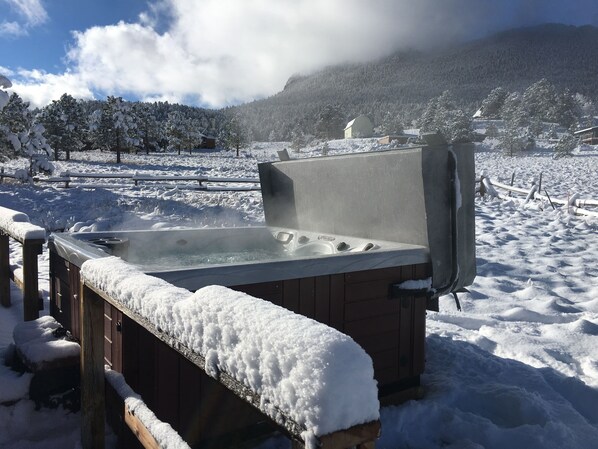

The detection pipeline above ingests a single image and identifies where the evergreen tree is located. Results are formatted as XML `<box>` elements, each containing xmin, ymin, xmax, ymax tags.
<box><xmin>0</xmin><ymin>93</ymin><xmax>31</xmax><ymax>159</ymax></box>
<box><xmin>480</xmin><ymin>87</ymin><xmax>508</xmax><ymax>118</ymax></box>
<box><xmin>19</xmin><ymin>121</ymin><xmax>54</xmax><ymax>175</ymax></box>
<box><xmin>499</xmin><ymin>123</ymin><xmax>532</xmax><ymax>157</ymax></box>
<box><xmin>552</xmin><ymin>89</ymin><xmax>577</xmax><ymax>128</ymax></box>
<box><xmin>314</xmin><ymin>105</ymin><xmax>345</xmax><ymax>140</ymax></box>
<box><xmin>554</xmin><ymin>133</ymin><xmax>577</xmax><ymax>158</ymax></box>
<box><xmin>40</xmin><ymin>93</ymin><xmax>86</xmax><ymax>161</ymax></box>
<box><xmin>500</xmin><ymin>92</ymin><xmax>528</xmax><ymax>127</ymax></box>
<box><xmin>134</xmin><ymin>103</ymin><xmax>163</xmax><ymax>154</ymax></box>
<box><xmin>0</xmin><ymin>75</ymin><xmax>10</xmax><ymax>110</ymax></box>
<box><xmin>166</xmin><ymin>111</ymin><xmax>188</xmax><ymax>155</ymax></box>
<box><xmin>574</xmin><ymin>94</ymin><xmax>596</xmax><ymax>129</ymax></box>
<box><xmin>419</xmin><ymin>91</ymin><xmax>472</xmax><ymax>143</ymax></box>
<box><xmin>90</xmin><ymin>96</ymin><xmax>138</xmax><ymax>163</ymax></box>
<box><xmin>0</xmin><ymin>85</ymin><xmax>53</xmax><ymax>173</ymax></box>
<box><xmin>376</xmin><ymin>111</ymin><xmax>404</xmax><ymax>135</ymax></box>
<box><xmin>219</xmin><ymin>115</ymin><xmax>250</xmax><ymax>157</ymax></box>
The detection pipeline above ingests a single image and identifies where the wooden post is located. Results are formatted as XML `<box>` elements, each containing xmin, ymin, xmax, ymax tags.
<box><xmin>22</xmin><ymin>240</ymin><xmax>43</xmax><ymax>321</ymax></box>
<box><xmin>0</xmin><ymin>167</ymin><xmax>4</xmax><ymax>184</ymax></box>
<box><xmin>0</xmin><ymin>233</ymin><xmax>10</xmax><ymax>307</ymax></box>
<box><xmin>80</xmin><ymin>283</ymin><xmax>106</xmax><ymax>449</ymax></box>
<box><xmin>509</xmin><ymin>172</ymin><xmax>515</xmax><ymax>197</ymax></box>
<box><xmin>479</xmin><ymin>176</ymin><xmax>486</xmax><ymax>198</ymax></box>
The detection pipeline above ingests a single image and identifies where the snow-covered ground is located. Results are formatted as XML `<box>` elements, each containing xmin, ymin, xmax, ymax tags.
<box><xmin>1</xmin><ymin>139</ymin><xmax>597</xmax><ymax>449</ymax></box>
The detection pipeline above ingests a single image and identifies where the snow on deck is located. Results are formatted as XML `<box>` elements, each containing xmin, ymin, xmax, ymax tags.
<box><xmin>12</xmin><ymin>316</ymin><xmax>80</xmax><ymax>369</ymax></box>
<box><xmin>0</xmin><ymin>206</ymin><xmax>46</xmax><ymax>241</ymax></box>
<box><xmin>80</xmin><ymin>256</ymin><xmax>380</xmax><ymax>437</ymax></box>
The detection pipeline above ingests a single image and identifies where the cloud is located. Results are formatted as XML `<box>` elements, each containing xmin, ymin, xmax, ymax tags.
<box><xmin>9</xmin><ymin>69</ymin><xmax>94</xmax><ymax>107</ymax></box>
<box><xmin>0</xmin><ymin>21</ymin><xmax>27</xmax><ymax>37</ymax></box>
<box><xmin>8</xmin><ymin>0</ymin><xmax>598</xmax><ymax>108</ymax></box>
<box><xmin>5</xmin><ymin>0</ymin><xmax>48</xmax><ymax>26</ymax></box>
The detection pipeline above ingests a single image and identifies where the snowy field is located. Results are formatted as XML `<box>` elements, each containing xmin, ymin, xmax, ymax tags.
<box><xmin>0</xmin><ymin>139</ymin><xmax>597</xmax><ymax>449</ymax></box>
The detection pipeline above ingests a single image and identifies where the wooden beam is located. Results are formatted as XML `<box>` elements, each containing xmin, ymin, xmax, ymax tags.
<box><xmin>0</xmin><ymin>233</ymin><xmax>10</xmax><ymax>307</ymax></box>
<box><xmin>124</xmin><ymin>403</ymin><xmax>161</xmax><ymax>449</ymax></box>
<box><xmin>80</xmin><ymin>284</ymin><xmax>106</xmax><ymax>449</ymax></box>
<box><xmin>318</xmin><ymin>421</ymin><xmax>381</xmax><ymax>449</ymax></box>
<box><xmin>22</xmin><ymin>240</ymin><xmax>43</xmax><ymax>321</ymax></box>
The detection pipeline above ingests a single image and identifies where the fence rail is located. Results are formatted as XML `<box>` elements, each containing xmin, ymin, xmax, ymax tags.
<box><xmin>2</xmin><ymin>167</ymin><xmax>262</xmax><ymax>191</ymax></box>
<box><xmin>40</xmin><ymin>171</ymin><xmax>261</xmax><ymax>191</ymax></box>
<box><xmin>0</xmin><ymin>206</ymin><xmax>45</xmax><ymax>321</ymax></box>
<box><xmin>477</xmin><ymin>173</ymin><xmax>598</xmax><ymax>218</ymax></box>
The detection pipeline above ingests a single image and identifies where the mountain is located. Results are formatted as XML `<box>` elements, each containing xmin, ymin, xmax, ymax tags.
<box><xmin>236</xmin><ymin>24</ymin><xmax>598</xmax><ymax>140</ymax></box>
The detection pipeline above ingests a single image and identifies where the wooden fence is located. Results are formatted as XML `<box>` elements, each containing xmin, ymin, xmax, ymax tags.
<box><xmin>1</xmin><ymin>168</ymin><xmax>261</xmax><ymax>192</ymax></box>
<box><xmin>0</xmin><ymin>207</ymin><xmax>45</xmax><ymax>321</ymax></box>
<box><xmin>477</xmin><ymin>173</ymin><xmax>598</xmax><ymax>218</ymax></box>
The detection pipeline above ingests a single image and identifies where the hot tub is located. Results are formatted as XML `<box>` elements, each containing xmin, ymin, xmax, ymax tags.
<box><xmin>48</xmin><ymin>142</ymin><xmax>476</xmax><ymax>427</ymax></box>
<box><xmin>50</xmin><ymin>226</ymin><xmax>429</xmax><ymax>290</ymax></box>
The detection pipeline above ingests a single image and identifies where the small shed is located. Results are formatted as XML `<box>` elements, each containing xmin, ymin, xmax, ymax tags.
<box><xmin>199</xmin><ymin>134</ymin><xmax>216</xmax><ymax>149</ymax></box>
<box><xmin>573</xmin><ymin>126</ymin><xmax>598</xmax><ymax>144</ymax></box>
<box><xmin>344</xmin><ymin>115</ymin><xmax>373</xmax><ymax>139</ymax></box>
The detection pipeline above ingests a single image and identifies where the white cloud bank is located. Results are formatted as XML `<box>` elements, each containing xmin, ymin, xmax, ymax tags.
<box><xmin>7</xmin><ymin>0</ymin><xmax>598</xmax><ymax>108</ymax></box>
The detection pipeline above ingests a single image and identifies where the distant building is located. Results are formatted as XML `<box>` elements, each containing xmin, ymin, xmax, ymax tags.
<box><xmin>378</xmin><ymin>135</ymin><xmax>412</xmax><ymax>145</ymax></box>
<box><xmin>573</xmin><ymin>126</ymin><xmax>598</xmax><ymax>144</ymax></box>
<box><xmin>199</xmin><ymin>134</ymin><xmax>216</xmax><ymax>149</ymax></box>
<box><xmin>344</xmin><ymin>115</ymin><xmax>373</xmax><ymax>139</ymax></box>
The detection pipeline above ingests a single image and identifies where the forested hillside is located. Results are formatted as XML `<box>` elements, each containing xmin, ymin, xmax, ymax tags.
<box><xmin>235</xmin><ymin>24</ymin><xmax>598</xmax><ymax>140</ymax></box>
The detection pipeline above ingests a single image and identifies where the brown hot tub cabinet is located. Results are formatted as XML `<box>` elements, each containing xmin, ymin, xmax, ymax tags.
<box><xmin>49</xmin><ymin>143</ymin><xmax>476</xmax><ymax>446</ymax></box>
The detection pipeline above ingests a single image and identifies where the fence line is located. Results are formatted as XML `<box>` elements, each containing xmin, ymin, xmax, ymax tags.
<box><xmin>477</xmin><ymin>173</ymin><xmax>598</xmax><ymax>218</ymax></box>
<box><xmin>1</xmin><ymin>168</ymin><xmax>261</xmax><ymax>191</ymax></box>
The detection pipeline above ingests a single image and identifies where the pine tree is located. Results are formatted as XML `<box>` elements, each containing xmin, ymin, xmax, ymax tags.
<box><xmin>219</xmin><ymin>115</ymin><xmax>250</xmax><ymax>157</ymax></box>
<box><xmin>554</xmin><ymin>133</ymin><xmax>577</xmax><ymax>158</ymax></box>
<box><xmin>501</xmin><ymin>92</ymin><xmax>529</xmax><ymax>128</ymax></box>
<box><xmin>133</xmin><ymin>103</ymin><xmax>163</xmax><ymax>154</ymax></box>
<box><xmin>166</xmin><ymin>111</ymin><xmax>187</xmax><ymax>155</ymax></box>
<box><xmin>0</xmin><ymin>86</ymin><xmax>53</xmax><ymax>173</ymax></box>
<box><xmin>314</xmin><ymin>105</ymin><xmax>345</xmax><ymax>139</ymax></box>
<box><xmin>19</xmin><ymin>121</ymin><xmax>54</xmax><ymax>175</ymax></box>
<box><xmin>480</xmin><ymin>87</ymin><xmax>508</xmax><ymax>118</ymax></box>
<box><xmin>90</xmin><ymin>96</ymin><xmax>138</xmax><ymax>163</ymax></box>
<box><xmin>0</xmin><ymin>93</ymin><xmax>31</xmax><ymax>159</ymax></box>
<box><xmin>499</xmin><ymin>123</ymin><xmax>531</xmax><ymax>157</ymax></box>
<box><xmin>40</xmin><ymin>93</ymin><xmax>86</xmax><ymax>161</ymax></box>
<box><xmin>0</xmin><ymin>75</ymin><xmax>10</xmax><ymax>110</ymax></box>
<box><xmin>419</xmin><ymin>91</ymin><xmax>472</xmax><ymax>143</ymax></box>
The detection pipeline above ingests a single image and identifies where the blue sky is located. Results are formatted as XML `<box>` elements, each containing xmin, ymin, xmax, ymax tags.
<box><xmin>1</xmin><ymin>1</ymin><xmax>147</xmax><ymax>72</ymax></box>
<box><xmin>2</xmin><ymin>0</ymin><xmax>598</xmax><ymax>109</ymax></box>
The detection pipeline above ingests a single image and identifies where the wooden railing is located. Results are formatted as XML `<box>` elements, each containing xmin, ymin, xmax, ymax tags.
<box><xmin>79</xmin><ymin>270</ymin><xmax>381</xmax><ymax>449</ymax></box>
<box><xmin>0</xmin><ymin>206</ymin><xmax>46</xmax><ymax>321</ymax></box>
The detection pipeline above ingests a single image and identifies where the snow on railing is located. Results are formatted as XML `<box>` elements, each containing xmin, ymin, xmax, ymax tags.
<box><xmin>79</xmin><ymin>256</ymin><xmax>381</xmax><ymax>449</ymax></box>
<box><xmin>477</xmin><ymin>174</ymin><xmax>598</xmax><ymax>218</ymax></box>
<box><xmin>105</xmin><ymin>368</ymin><xmax>191</xmax><ymax>449</ymax></box>
<box><xmin>0</xmin><ymin>206</ymin><xmax>46</xmax><ymax>320</ymax></box>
